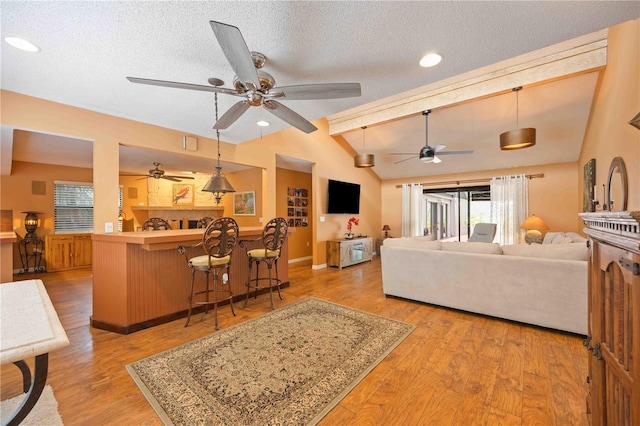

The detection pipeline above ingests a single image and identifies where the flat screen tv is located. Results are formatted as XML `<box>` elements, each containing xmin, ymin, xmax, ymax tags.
<box><xmin>327</xmin><ymin>179</ymin><xmax>360</xmax><ymax>214</ymax></box>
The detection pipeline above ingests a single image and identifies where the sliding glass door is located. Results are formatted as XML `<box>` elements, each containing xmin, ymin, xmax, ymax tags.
<box><xmin>423</xmin><ymin>185</ymin><xmax>490</xmax><ymax>241</ymax></box>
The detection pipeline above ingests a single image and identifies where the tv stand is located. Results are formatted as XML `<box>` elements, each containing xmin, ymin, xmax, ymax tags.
<box><xmin>326</xmin><ymin>237</ymin><xmax>372</xmax><ymax>269</ymax></box>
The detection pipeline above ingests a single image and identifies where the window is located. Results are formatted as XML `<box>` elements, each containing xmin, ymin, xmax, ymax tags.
<box><xmin>54</xmin><ymin>183</ymin><xmax>124</xmax><ymax>234</ymax></box>
<box><xmin>54</xmin><ymin>181</ymin><xmax>94</xmax><ymax>233</ymax></box>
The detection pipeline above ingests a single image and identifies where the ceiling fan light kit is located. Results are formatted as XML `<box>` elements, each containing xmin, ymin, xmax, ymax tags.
<box><xmin>127</xmin><ymin>21</ymin><xmax>361</xmax><ymax>134</ymax></box>
<box><xmin>500</xmin><ymin>87</ymin><xmax>536</xmax><ymax>150</ymax></box>
<box><xmin>354</xmin><ymin>126</ymin><xmax>375</xmax><ymax>168</ymax></box>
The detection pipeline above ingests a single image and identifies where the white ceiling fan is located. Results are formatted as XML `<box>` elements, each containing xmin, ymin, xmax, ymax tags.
<box><xmin>390</xmin><ymin>110</ymin><xmax>474</xmax><ymax>164</ymax></box>
<box><xmin>127</xmin><ymin>21</ymin><xmax>362</xmax><ymax>134</ymax></box>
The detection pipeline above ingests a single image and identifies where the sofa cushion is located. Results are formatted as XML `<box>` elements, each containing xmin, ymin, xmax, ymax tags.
<box><xmin>442</xmin><ymin>241</ymin><xmax>503</xmax><ymax>255</ymax></box>
<box><xmin>502</xmin><ymin>242</ymin><xmax>587</xmax><ymax>261</ymax></box>
<box><xmin>383</xmin><ymin>237</ymin><xmax>442</xmax><ymax>251</ymax></box>
<box><xmin>543</xmin><ymin>231</ymin><xmax>588</xmax><ymax>244</ymax></box>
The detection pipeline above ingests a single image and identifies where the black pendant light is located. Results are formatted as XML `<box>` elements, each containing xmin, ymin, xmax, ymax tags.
<box><xmin>202</xmin><ymin>79</ymin><xmax>236</xmax><ymax>204</ymax></box>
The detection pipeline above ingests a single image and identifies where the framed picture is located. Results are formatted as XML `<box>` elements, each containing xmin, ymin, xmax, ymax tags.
<box><xmin>233</xmin><ymin>191</ymin><xmax>256</xmax><ymax>216</ymax></box>
<box><xmin>172</xmin><ymin>184</ymin><xmax>194</xmax><ymax>206</ymax></box>
<box><xmin>583</xmin><ymin>159</ymin><xmax>596</xmax><ymax>212</ymax></box>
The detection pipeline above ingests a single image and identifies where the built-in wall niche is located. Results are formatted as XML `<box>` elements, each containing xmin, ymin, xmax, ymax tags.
<box><xmin>286</xmin><ymin>187</ymin><xmax>309</xmax><ymax>228</ymax></box>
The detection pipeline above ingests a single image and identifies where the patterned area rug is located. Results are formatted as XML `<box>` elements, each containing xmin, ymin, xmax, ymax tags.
<box><xmin>126</xmin><ymin>298</ymin><xmax>415</xmax><ymax>425</ymax></box>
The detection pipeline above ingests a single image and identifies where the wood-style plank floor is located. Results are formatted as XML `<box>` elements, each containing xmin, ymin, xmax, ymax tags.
<box><xmin>2</xmin><ymin>257</ymin><xmax>589</xmax><ymax>425</ymax></box>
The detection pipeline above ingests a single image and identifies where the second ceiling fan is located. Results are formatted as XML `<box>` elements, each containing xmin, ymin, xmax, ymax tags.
<box><xmin>391</xmin><ymin>110</ymin><xmax>474</xmax><ymax>164</ymax></box>
<box><xmin>127</xmin><ymin>21</ymin><xmax>362</xmax><ymax>134</ymax></box>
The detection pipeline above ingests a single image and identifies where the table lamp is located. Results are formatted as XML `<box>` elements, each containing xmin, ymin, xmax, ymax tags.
<box><xmin>520</xmin><ymin>214</ymin><xmax>548</xmax><ymax>244</ymax></box>
<box><xmin>22</xmin><ymin>211</ymin><xmax>40</xmax><ymax>240</ymax></box>
<box><xmin>382</xmin><ymin>225</ymin><xmax>391</xmax><ymax>238</ymax></box>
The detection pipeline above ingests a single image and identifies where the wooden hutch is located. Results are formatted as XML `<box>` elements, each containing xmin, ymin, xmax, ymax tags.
<box><xmin>580</xmin><ymin>211</ymin><xmax>640</xmax><ymax>425</ymax></box>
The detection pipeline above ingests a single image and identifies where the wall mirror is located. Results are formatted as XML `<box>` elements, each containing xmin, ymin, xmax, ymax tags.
<box><xmin>605</xmin><ymin>156</ymin><xmax>628</xmax><ymax>212</ymax></box>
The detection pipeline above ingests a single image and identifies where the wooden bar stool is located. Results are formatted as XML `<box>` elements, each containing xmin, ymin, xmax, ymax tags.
<box><xmin>242</xmin><ymin>217</ymin><xmax>288</xmax><ymax>310</ymax></box>
<box><xmin>178</xmin><ymin>217</ymin><xmax>239</xmax><ymax>329</ymax></box>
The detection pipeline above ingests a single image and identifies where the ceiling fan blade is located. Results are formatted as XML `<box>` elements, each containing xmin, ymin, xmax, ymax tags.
<box><xmin>210</xmin><ymin>21</ymin><xmax>260</xmax><ymax>91</ymax></box>
<box><xmin>213</xmin><ymin>101</ymin><xmax>250</xmax><ymax>129</ymax></box>
<box><xmin>272</xmin><ymin>83</ymin><xmax>362</xmax><ymax>100</ymax></box>
<box><xmin>434</xmin><ymin>144</ymin><xmax>446</xmax><ymax>152</ymax></box>
<box><xmin>126</xmin><ymin>77</ymin><xmax>239</xmax><ymax>96</ymax></box>
<box><xmin>393</xmin><ymin>156</ymin><xmax>418</xmax><ymax>164</ymax></box>
<box><xmin>161</xmin><ymin>176</ymin><xmax>182</xmax><ymax>182</ymax></box>
<box><xmin>119</xmin><ymin>173</ymin><xmax>152</xmax><ymax>177</ymax></box>
<box><xmin>164</xmin><ymin>175</ymin><xmax>195</xmax><ymax>180</ymax></box>
<box><xmin>437</xmin><ymin>150</ymin><xmax>474</xmax><ymax>156</ymax></box>
<box><xmin>433</xmin><ymin>156</ymin><xmax>442</xmax><ymax>164</ymax></box>
<box><xmin>263</xmin><ymin>100</ymin><xmax>318</xmax><ymax>133</ymax></box>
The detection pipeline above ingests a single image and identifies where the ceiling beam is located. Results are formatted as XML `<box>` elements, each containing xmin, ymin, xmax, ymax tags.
<box><xmin>328</xmin><ymin>29</ymin><xmax>608</xmax><ymax>136</ymax></box>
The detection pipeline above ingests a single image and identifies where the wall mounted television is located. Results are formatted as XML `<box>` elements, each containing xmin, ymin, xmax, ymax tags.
<box><xmin>327</xmin><ymin>179</ymin><xmax>360</xmax><ymax>214</ymax></box>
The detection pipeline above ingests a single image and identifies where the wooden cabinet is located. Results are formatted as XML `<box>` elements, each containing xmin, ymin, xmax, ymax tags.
<box><xmin>580</xmin><ymin>212</ymin><xmax>640</xmax><ymax>425</ymax></box>
<box><xmin>45</xmin><ymin>234</ymin><xmax>92</xmax><ymax>271</ymax></box>
<box><xmin>327</xmin><ymin>237</ymin><xmax>372</xmax><ymax>269</ymax></box>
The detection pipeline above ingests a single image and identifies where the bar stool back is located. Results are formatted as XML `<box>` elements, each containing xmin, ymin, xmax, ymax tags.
<box><xmin>242</xmin><ymin>217</ymin><xmax>288</xmax><ymax>309</ymax></box>
<box><xmin>142</xmin><ymin>217</ymin><xmax>171</xmax><ymax>231</ymax></box>
<box><xmin>178</xmin><ymin>217</ymin><xmax>239</xmax><ymax>328</ymax></box>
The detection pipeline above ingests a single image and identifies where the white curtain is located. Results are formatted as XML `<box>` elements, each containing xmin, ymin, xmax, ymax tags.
<box><xmin>401</xmin><ymin>183</ymin><xmax>424</xmax><ymax>237</ymax></box>
<box><xmin>490</xmin><ymin>174</ymin><xmax>528</xmax><ymax>245</ymax></box>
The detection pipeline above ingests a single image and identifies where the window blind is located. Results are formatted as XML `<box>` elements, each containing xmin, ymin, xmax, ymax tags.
<box><xmin>54</xmin><ymin>182</ymin><xmax>94</xmax><ymax>233</ymax></box>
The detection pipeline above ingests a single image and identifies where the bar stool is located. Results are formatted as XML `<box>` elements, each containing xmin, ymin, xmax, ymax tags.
<box><xmin>142</xmin><ymin>217</ymin><xmax>171</xmax><ymax>230</ymax></box>
<box><xmin>242</xmin><ymin>217</ymin><xmax>288</xmax><ymax>310</ymax></box>
<box><xmin>177</xmin><ymin>217</ymin><xmax>239</xmax><ymax>329</ymax></box>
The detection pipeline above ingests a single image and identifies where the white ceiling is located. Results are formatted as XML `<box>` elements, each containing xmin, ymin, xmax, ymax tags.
<box><xmin>1</xmin><ymin>2</ymin><xmax>638</xmax><ymax>179</ymax></box>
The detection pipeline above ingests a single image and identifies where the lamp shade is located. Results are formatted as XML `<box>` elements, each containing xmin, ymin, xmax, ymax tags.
<box><xmin>202</xmin><ymin>166</ymin><xmax>236</xmax><ymax>205</ymax></box>
<box><xmin>354</xmin><ymin>153</ymin><xmax>375</xmax><ymax>168</ymax></box>
<box><xmin>520</xmin><ymin>214</ymin><xmax>549</xmax><ymax>231</ymax></box>
<box><xmin>382</xmin><ymin>225</ymin><xmax>391</xmax><ymax>231</ymax></box>
<box><xmin>500</xmin><ymin>128</ymin><xmax>536</xmax><ymax>150</ymax></box>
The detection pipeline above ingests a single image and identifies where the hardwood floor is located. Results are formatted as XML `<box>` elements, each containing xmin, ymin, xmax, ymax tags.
<box><xmin>2</xmin><ymin>258</ymin><xmax>589</xmax><ymax>425</ymax></box>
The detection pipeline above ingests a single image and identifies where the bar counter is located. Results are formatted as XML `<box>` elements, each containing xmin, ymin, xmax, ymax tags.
<box><xmin>91</xmin><ymin>228</ymin><xmax>289</xmax><ymax>334</ymax></box>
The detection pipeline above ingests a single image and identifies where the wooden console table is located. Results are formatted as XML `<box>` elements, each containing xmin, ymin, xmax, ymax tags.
<box><xmin>327</xmin><ymin>237</ymin><xmax>373</xmax><ymax>269</ymax></box>
<box><xmin>0</xmin><ymin>279</ymin><xmax>69</xmax><ymax>426</ymax></box>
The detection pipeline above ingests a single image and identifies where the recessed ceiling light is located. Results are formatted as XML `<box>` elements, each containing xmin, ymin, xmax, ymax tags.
<box><xmin>257</xmin><ymin>120</ymin><xmax>270</xmax><ymax>127</ymax></box>
<box><xmin>4</xmin><ymin>37</ymin><xmax>40</xmax><ymax>52</ymax></box>
<box><xmin>419</xmin><ymin>52</ymin><xmax>442</xmax><ymax>68</ymax></box>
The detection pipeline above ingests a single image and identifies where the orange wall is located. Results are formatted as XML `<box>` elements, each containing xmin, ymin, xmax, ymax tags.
<box><xmin>381</xmin><ymin>162</ymin><xmax>579</xmax><ymax>238</ymax></box>
<box><xmin>579</xmin><ymin>19</ymin><xmax>640</xmax><ymax>215</ymax></box>
<box><xmin>276</xmin><ymin>167</ymin><xmax>313</xmax><ymax>261</ymax></box>
<box><xmin>1</xmin><ymin>95</ymin><xmax>382</xmax><ymax>268</ymax></box>
<box><xmin>1</xmin><ymin>161</ymin><xmax>93</xmax><ymax>269</ymax></box>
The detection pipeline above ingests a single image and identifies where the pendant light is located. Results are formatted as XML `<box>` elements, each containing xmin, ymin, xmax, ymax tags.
<box><xmin>354</xmin><ymin>126</ymin><xmax>375</xmax><ymax>168</ymax></box>
<box><xmin>500</xmin><ymin>86</ymin><xmax>536</xmax><ymax>150</ymax></box>
<box><xmin>202</xmin><ymin>78</ymin><xmax>236</xmax><ymax>204</ymax></box>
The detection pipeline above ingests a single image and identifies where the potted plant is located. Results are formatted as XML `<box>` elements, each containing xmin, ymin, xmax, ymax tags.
<box><xmin>345</xmin><ymin>217</ymin><xmax>359</xmax><ymax>239</ymax></box>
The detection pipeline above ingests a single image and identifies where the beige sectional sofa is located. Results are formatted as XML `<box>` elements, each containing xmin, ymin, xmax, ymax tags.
<box><xmin>380</xmin><ymin>238</ymin><xmax>588</xmax><ymax>334</ymax></box>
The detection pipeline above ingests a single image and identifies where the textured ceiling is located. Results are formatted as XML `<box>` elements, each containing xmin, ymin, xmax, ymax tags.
<box><xmin>1</xmin><ymin>1</ymin><xmax>639</xmax><ymax>178</ymax></box>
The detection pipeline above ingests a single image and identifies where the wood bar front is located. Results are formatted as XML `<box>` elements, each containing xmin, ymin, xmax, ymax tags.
<box><xmin>91</xmin><ymin>228</ymin><xmax>289</xmax><ymax>333</ymax></box>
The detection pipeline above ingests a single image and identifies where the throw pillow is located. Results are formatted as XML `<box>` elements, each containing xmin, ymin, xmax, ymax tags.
<box><xmin>542</xmin><ymin>232</ymin><xmax>563</xmax><ymax>244</ymax></box>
